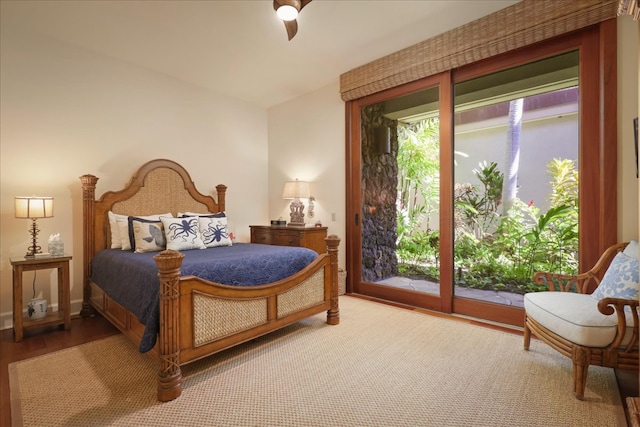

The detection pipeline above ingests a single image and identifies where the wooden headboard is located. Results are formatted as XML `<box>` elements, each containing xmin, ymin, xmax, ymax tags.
<box><xmin>79</xmin><ymin>159</ymin><xmax>227</xmax><ymax>313</ymax></box>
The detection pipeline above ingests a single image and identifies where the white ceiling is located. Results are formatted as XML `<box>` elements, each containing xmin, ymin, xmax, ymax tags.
<box><xmin>1</xmin><ymin>0</ymin><xmax>520</xmax><ymax>108</ymax></box>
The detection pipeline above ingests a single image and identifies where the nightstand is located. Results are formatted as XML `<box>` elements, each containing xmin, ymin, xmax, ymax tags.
<box><xmin>11</xmin><ymin>255</ymin><xmax>72</xmax><ymax>342</ymax></box>
<box><xmin>250</xmin><ymin>225</ymin><xmax>328</xmax><ymax>254</ymax></box>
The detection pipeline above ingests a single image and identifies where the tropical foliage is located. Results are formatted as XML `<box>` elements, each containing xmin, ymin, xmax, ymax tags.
<box><xmin>395</xmin><ymin>119</ymin><xmax>579</xmax><ymax>294</ymax></box>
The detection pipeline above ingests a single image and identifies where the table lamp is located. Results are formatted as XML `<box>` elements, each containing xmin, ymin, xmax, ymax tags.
<box><xmin>15</xmin><ymin>196</ymin><xmax>54</xmax><ymax>258</ymax></box>
<box><xmin>282</xmin><ymin>179</ymin><xmax>310</xmax><ymax>227</ymax></box>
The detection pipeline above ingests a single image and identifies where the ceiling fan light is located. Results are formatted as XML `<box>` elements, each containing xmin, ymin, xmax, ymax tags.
<box><xmin>277</xmin><ymin>5</ymin><xmax>298</xmax><ymax>21</ymax></box>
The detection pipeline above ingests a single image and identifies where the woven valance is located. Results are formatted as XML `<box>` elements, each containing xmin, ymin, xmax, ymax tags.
<box><xmin>339</xmin><ymin>0</ymin><xmax>618</xmax><ymax>101</ymax></box>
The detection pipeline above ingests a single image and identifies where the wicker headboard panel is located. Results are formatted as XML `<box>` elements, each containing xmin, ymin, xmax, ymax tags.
<box><xmin>80</xmin><ymin>159</ymin><xmax>227</xmax><ymax>291</ymax></box>
<box><xmin>111</xmin><ymin>167</ymin><xmax>211</xmax><ymax>217</ymax></box>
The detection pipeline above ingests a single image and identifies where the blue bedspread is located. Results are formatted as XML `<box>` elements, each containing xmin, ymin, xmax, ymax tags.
<box><xmin>90</xmin><ymin>243</ymin><xmax>318</xmax><ymax>352</ymax></box>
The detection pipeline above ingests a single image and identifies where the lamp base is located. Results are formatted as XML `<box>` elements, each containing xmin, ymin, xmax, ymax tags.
<box><xmin>287</xmin><ymin>222</ymin><xmax>305</xmax><ymax>227</ymax></box>
<box><xmin>25</xmin><ymin>218</ymin><xmax>43</xmax><ymax>259</ymax></box>
<box><xmin>288</xmin><ymin>198</ymin><xmax>306</xmax><ymax>227</ymax></box>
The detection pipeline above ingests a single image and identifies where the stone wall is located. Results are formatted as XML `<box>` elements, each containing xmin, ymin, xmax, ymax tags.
<box><xmin>361</xmin><ymin>104</ymin><xmax>398</xmax><ymax>281</ymax></box>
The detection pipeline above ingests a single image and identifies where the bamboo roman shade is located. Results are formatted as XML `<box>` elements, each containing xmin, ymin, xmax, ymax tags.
<box><xmin>339</xmin><ymin>0</ymin><xmax>618</xmax><ymax>102</ymax></box>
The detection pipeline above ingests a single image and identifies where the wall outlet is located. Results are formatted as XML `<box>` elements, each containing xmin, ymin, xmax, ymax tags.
<box><xmin>331</xmin><ymin>212</ymin><xmax>336</xmax><ymax>221</ymax></box>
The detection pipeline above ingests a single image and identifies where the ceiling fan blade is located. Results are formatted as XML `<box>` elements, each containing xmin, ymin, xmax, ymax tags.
<box><xmin>300</xmin><ymin>0</ymin><xmax>312</xmax><ymax>11</ymax></box>
<box><xmin>284</xmin><ymin>19</ymin><xmax>298</xmax><ymax>41</ymax></box>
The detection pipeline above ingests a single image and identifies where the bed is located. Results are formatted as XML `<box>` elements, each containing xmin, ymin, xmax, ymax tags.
<box><xmin>79</xmin><ymin>158</ymin><xmax>340</xmax><ymax>401</ymax></box>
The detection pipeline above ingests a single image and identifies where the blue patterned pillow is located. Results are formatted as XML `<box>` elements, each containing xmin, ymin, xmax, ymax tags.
<box><xmin>160</xmin><ymin>216</ymin><xmax>206</xmax><ymax>251</ymax></box>
<box><xmin>591</xmin><ymin>252</ymin><xmax>639</xmax><ymax>301</ymax></box>
<box><xmin>199</xmin><ymin>216</ymin><xmax>232</xmax><ymax>248</ymax></box>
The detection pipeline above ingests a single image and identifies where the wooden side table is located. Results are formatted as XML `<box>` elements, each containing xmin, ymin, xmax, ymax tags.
<box><xmin>250</xmin><ymin>225</ymin><xmax>328</xmax><ymax>254</ymax></box>
<box><xmin>11</xmin><ymin>255</ymin><xmax>72</xmax><ymax>342</ymax></box>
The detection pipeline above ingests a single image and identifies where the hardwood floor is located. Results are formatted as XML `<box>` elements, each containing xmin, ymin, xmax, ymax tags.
<box><xmin>1</xmin><ymin>309</ymin><xmax>638</xmax><ymax>426</ymax></box>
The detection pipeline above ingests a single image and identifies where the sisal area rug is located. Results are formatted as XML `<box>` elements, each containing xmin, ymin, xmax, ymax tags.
<box><xmin>9</xmin><ymin>296</ymin><xmax>626</xmax><ymax>427</ymax></box>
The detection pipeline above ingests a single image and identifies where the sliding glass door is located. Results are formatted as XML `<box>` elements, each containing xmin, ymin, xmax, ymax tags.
<box><xmin>349</xmin><ymin>73</ymin><xmax>452</xmax><ymax>312</ymax></box>
<box><xmin>345</xmin><ymin>23</ymin><xmax>616</xmax><ymax>326</ymax></box>
<box><xmin>452</xmin><ymin>51</ymin><xmax>579</xmax><ymax>309</ymax></box>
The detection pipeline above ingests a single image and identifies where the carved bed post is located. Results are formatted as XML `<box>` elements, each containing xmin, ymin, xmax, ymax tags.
<box><xmin>325</xmin><ymin>234</ymin><xmax>341</xmax><ymax>325</ymax></box>
<box><xmin>79</xmin><ymin>174</ymin><xmax>99</xmax><ymax>317</ymax></box>
<box><xmin>216</xmin><ymin>184</ymin><xmax>227</xmax><ymax>212</ymax></box>
<box><xmin>154</xmin><ymin>249</ymin><xmax>185</xmax><ymax>402</ymax></box>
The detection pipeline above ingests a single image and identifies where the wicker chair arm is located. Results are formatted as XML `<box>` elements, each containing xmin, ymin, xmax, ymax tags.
<box><xmin>597</xmin><ymin>297</ymin><xmax>639</xmax><ymax>351</ymax></box>
<box><xmin>532</xmin><ymin>242</ymin><xmax>629</xmax><ymax>293</ymax></box>
<box><xmin>533</xmin><ymin>271</ymin><xmax>591</xmax><ymax>293</ymax></box>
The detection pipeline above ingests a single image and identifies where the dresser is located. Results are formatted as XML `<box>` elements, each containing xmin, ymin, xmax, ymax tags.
<box><xmin>250</xmin><ymin>225</ymin><xmax>328</xmax><ymax>254</ymax></box>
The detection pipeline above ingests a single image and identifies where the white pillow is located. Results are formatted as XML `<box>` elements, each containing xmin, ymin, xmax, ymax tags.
<box><xmin>591</xmin><ymin>252</ymin><xmax>639</xmax><ymax>301</ymax></box>
<box><xmin>117</xmin><ymin>218</ymin><xmax>133</xmax><ymax>251</ymax></box>
<box><xmin>199</xmin><ymin>216</ymin><xmax>233</xmax><ymax>248</ymax></box>
<box><xmin>161</xmin><ymin>216</ymin><xmax>206</xmax><ymax>251</ymax></box>
<box><xmin>108</xmin><ymin>211</ymin><xmax>128</xmax><ymax>249</ymax></box>
<box><xmin>623</xmin><ymin>240</ymin><xmax>638</xmax><ymax>259</ymax></box>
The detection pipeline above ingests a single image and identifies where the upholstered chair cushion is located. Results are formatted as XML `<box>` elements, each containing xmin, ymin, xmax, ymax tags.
<box><xmin>524</xmin><ymin>292</ymin><xmax>635</xmax><ymax>348</ymax></box>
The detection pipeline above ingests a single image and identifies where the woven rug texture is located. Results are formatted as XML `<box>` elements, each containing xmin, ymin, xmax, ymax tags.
<box><xmin>9</xmin><ymin>296</ymin><xmax>626</xmax><ymax>427</ymax></box>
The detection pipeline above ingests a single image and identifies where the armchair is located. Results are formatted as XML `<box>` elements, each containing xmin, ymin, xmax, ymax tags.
<box><xmin>523</xmin><ymin>241</ymin><xmax>639</xmax><ymax>399</ymax></box>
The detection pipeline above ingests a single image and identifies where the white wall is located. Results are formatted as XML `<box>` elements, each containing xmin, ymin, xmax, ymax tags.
<box><xmin>267</xmin><ymin>82</ymin><xmax>346</xmax><ymax>268</ymax></box>
<box><xmin>0</xmin><ymin>24</ymin><xmax>269</xmax><ymax>328</ymax></box>
<box><xmin>619</xmin><ymin>16</ymin><xmax>640</xmax><ymax>242</ymax></box>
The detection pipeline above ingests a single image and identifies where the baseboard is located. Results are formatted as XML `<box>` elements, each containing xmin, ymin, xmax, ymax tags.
<box><xmin>0</xmin><ymin>298</ymin><xmax>84</xmax><ymax>330</ymax></box>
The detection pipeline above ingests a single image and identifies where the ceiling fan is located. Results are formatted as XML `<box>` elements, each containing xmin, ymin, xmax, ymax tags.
<box><xmin>273</xmin><ymin>0</ymin><xmax>312</xmax><ymax>41</ymax></box>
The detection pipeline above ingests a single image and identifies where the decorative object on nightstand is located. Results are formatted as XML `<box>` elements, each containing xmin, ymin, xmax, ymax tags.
<box><xmin>282</xmin><ymin>179</ymin><xmax>310</xmax><ymax>227</ymax></box>
<box><xmin>48</xmin><ymin>233</ymin><xmax>64</xmax><ymax>257</ymax></box>
<box><xmin>28</xmin><ymin>297</ymin><xmax>47</xmax><ymax>320</ymax></box>
<box><xmin>14</xmin><ymin>196</ymin><xmax>54</xmax><ymax>258</ymax></box>
<box><xmin>308</xmin><ymin>196</ymin><xmax>315</xmax><ymax>218</ymax></box>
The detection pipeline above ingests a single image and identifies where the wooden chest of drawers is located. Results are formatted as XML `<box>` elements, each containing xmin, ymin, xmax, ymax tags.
<box><xmin>249</xmin><ymin>225</ymin><xmax>328</xmax><ymax>254</ymax></box>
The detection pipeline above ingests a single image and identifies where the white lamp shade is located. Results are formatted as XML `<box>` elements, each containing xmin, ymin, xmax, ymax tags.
<box><xmin>276</xmin><ymin>5</ymin><xmax>298</xmax><ymax>21</ymax></box>
<box><xmin>282</xmin><ymin>180</ymin><xmax>310</xmax><ymax>199</ymax></box>
<box><xmin>15</xmin><ymin>196</ymin><xmax>54</xmax><ymax>219</ymax></box>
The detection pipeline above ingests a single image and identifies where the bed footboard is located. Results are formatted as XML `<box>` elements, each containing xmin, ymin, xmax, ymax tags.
<box><xmin>153</xmin><ymin>235</ymin><xmax>341</xmax><ymax>402</ymax></box>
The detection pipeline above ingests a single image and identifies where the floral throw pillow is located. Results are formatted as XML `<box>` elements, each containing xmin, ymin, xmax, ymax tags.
<box><xmin>591</xmin><ymin>252</ymin><xmax>639</xmax><ymax>301</ymax></box>
<box><xmin>160</xmin><ymin>216</ymin><xmax>206</xmax><ymax>251</ymax></box>
<box><xmin>199</xmin><ymin>216</ymin><xmax>232</xmax><ymax>248</ymax></box>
